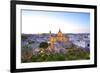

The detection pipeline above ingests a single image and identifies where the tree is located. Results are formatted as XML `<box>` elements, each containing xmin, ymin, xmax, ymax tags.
<box><xmin>39</xmin><ymin>42</ymin><xmax>48</xmax><ymax>49</ymax></box>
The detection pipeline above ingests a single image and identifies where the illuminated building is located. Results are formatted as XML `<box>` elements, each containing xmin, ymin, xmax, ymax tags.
<box><xmin>49</xmin><ymin>29</ymin><xmax>69</xmax><ymax>49</ymax></box>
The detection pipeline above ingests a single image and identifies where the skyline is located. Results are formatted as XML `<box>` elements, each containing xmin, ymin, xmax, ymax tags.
<box><xmin>22</xmin><ymin>10</ymin><xmax>90</xmax><ymax>34</ymax></box>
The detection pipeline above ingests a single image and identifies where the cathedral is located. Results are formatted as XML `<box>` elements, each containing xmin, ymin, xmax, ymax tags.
<box><xmin>49</xmin><ymin>29</ymin><xmax>69</xmax><ymax>49</ymax></box>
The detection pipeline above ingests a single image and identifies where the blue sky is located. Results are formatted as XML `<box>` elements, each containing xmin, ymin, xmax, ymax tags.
<box><xmin>22</xmin><ymin>10</ymin><xmax>90</xmax><ymax>33</ymax></box>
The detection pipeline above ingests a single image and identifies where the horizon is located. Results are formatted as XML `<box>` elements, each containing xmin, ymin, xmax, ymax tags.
<box><xmin>22</xmin><ymin>32</ymin><xmax>90</xmax><ymax>34</ymax></box>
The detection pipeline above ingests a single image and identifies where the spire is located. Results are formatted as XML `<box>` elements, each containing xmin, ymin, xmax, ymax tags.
<box><xmin>49</xmin><ymin>30</ymin><xmax>52</xmax><ymax>37</ymax></box>
<box><xmin>49</xmin><ymin>30</ymin><xmax>51</xmax><ymax>34</ymax></box>
<box><xmin>59</xmin><ymin>28</ymin><xmax>61</xmax><ymax>32</ymax></box>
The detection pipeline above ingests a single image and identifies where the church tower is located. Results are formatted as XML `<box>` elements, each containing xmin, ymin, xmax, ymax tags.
<box><xmin>49</xmin><ymin>31</ymin><xmax>55</xmax><ymax>49</ymax></box>
<box><xmin>57</xmin><ymin>29</ymin><xmax>63</xmax><ymax>42</ymax></box>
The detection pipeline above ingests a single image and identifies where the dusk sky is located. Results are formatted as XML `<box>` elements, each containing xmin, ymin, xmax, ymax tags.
<box><xmin>22</xmin><ymin>10</ymin><xmax>90</xmax><ymax>34</ymax></box>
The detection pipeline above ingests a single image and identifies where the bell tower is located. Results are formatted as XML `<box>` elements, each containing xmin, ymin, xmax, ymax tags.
<box><xmin>57</xmin><ymin>29</ymin><xmax>63</xmax><ymax>42</ymax></box>
<box><xmin>49</xmin><ymin>31</ymin><xmax>55</xmax><ymax>49</ymax></box>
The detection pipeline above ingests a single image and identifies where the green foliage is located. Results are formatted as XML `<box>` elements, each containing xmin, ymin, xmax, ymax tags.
<box><xmin>65</xmin><ymin>48</ymin><xmax>90</xmax><ymax>60</ymax></box>
<box><xmin>22</xmin><ymin>35</ymin><xmax>27</xmax><ymax>40</ymax></box>
<box><xmin>43</xmin><ymin>54</ymin><xmax>65</xmax><ymax>61</ymax></box>
<box><xmin>39</xmin><ymin>42</ymin><xmax>49</xmax><ymax>49</ymax></box>
<box><xmin>28</xmin><ymin>40</ymin><xmax>35</xmax><ymax>44</ymax></box>
<box><xmin>31</xmin><ymin>53</ymin><xmax>66</xmax><ymax>62</ymax></box>
<box><xmin>21</xmin><ymin>46</ymin><xmax>90</xmax><ymax>62</ymax></box>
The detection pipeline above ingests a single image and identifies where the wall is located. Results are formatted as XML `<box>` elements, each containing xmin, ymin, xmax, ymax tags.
<box><xmin>0</xmin><ymin>0</ymin><xmax>99</xmax><ymax>73</ymax></box>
